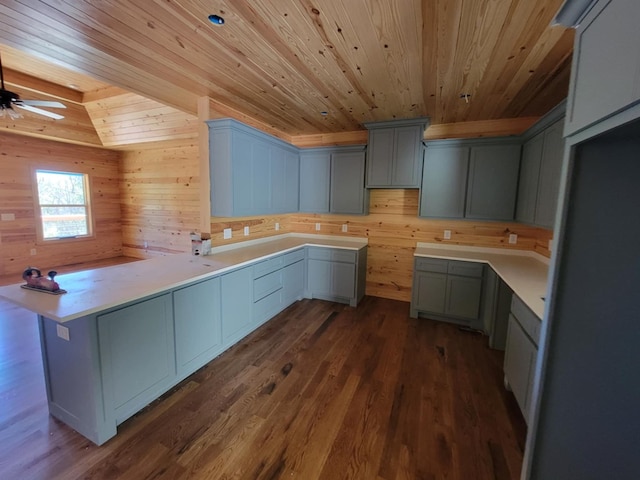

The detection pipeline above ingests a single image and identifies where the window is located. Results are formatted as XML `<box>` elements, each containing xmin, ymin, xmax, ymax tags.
<box><xmin>35</xmin><ymin>170</ymin><xmax>92</xmax><ymax>240</ymax></box>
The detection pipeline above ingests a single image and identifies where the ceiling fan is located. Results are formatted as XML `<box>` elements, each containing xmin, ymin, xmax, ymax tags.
<box><xmin>0</xmin><ymin>53</ymin><xmax>66</xmax><ymax>120</ymax></box>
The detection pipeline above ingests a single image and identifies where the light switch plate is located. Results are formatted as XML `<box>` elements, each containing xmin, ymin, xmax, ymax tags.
<box><xmin>56</xmin><ymin>324</ymin><xmax>70</xmax><ymax>341</ymax></box>
<box><xmin>223</xmin><ymin>228</ymin><xmax>232</xmax><ymax>239</ymax></box>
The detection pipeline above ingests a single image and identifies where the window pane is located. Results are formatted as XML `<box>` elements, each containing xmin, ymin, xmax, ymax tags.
<box><xmin>41</xmin><ymin>206</ymin><xmax>89</xmax><ymax>238</ymax></box>
<box><xmin>36</xmin><ymin>171</ymin><xmax>86</xmax><ymax>205</ymax></box>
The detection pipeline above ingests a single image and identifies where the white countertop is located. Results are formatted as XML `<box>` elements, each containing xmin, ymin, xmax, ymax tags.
<box><xmin>0</xmin><ymin>234</ymin><xmax>367</xmax><ymax>323</ymax></box>
<box><xmin>414</xmin><ymin>242</ymin><xmax>549</xmax><ymax>319</ymax></box>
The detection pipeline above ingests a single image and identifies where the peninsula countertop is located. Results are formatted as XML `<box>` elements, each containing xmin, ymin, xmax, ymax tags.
<box><xmin>414</xmin><ymin>242</ymin><xmax>550</xmax><ymax>319</ymax></box>
<box><xmin>0</xmin><ymin>234</ymin><xmax>368</xmax><ymax>323</ymax></box>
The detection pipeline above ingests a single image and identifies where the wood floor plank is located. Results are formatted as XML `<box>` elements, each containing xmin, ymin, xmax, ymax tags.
<box><xmin>0</xmin><ymin>268</ymin><xmax>527</xmax><ymax>480</ymax></box>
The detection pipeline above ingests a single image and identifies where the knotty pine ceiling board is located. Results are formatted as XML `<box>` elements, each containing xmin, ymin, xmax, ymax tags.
<box><xmin>0</xmin><ymin>0</ymin><xmax>573</xmax><ymax>140</ymax></box>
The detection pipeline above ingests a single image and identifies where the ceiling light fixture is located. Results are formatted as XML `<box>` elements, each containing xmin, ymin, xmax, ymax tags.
<box><xmin>459</xmin><ymin>93</ymin><xmax>471</xmax><ymax>103</ymax></box>
<box><xmin>208</xmin><ymin>14</ymin><xmax>225</xmax><ymax>25</ymax></box>
<box><xmin>320</xmin><ymin>111</ymin><xmax>328</xmax><ymax>116</ymax></box>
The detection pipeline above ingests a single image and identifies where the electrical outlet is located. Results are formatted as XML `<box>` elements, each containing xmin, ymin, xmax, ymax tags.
<box><xmin>1</xmin><ymin>213</ymin><xmax>15</xmax><ymax>221</ymax></box>
<box><xmin>548</xmin><ymin>239</ymin><xmax>553</xmax><ymax>252</ymax></box>
<box><xmin>444</xmin><ymin>230</ymin><xmax>451</xmax><ymax>240</ymax></box>
<box><xmin>56</xmin><ymin>324</ymin><xmax>70</xmax><ymax>341</ymax></box>
<box><xmin>342</xmin><ymin>224</ymin><xmax>348</xmax><ymax>233</ymax></box>
<box><xmin>315</xmin><ymin>223</ymin><xmax>321</xmax><ymax>231</ymax></box>
<box><xmin>143</xmin><ymin>241</ymin><xmax>148</xmax><ymax>249</ymax></box>
<box><xmin>509</xmin><ymin>233</ymin><xmax>518</xmax><ymax>244</ymax></box>
<box><xmin>223</xmin><ymin>228</ymin><xmax>232</xmax><ymax>239</ymax></box>
<box><xmin>275</xmin><ymin>222</ymin><xmax>280</xmax><ymax>231</ymax></box>
<box><xmin>243</xmin><ymin>226</ymin><xmax>250</xmax><ymax>236</ymax></box>
<box><xmin>30</xmin><ymin>248</ymin><xmax>37</xmax><ymax>256</ymax></box>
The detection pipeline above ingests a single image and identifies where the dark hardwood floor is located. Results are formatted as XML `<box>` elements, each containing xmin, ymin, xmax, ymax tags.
<box><xmin>0</xmin><ymin>265</ymin><xmax>526</xmax><ymax>479</ymax></box>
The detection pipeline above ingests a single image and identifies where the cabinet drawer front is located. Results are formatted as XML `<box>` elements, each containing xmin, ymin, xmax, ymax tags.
<box><xmin>253</xmin><ymin>255</ymin><xmax>284</xmax><ymax>278</ymax></box>
<box><xmin>511</xmin><ymin>295</ymin><xmax>541</xmax><ymax>345</ymax></box>
<box><xmin>447</xmin><ymin>261</ymin><xmax>484</xmax><ymax>278</ymax></box>
<box><xmin>415</xmin><ymin>257</ymin><xmax>448</xmax><ymax>273</ymax></box>
<box><xmin>307</xmin><ymin>247</ymin><xmax>356</xmax><ymax>263</ymax></box>
<box><xmin>331</xmin><ymin>249</ymin><xmax>356</xmax><ymax>263</ymax></box>
<box><xmin>254</xmin><ymin>270</ymin><xmax>282</xmax><ymax>302</ymax></box>
<box><xmin>283</xmin><ymin>248</ymin><xmax>305</xmax><ymax>266</ymax></box>
<box><xmin>254</xmin><ymin>289</ymin><xmax>282</xmax><ymax>325</ymax></box>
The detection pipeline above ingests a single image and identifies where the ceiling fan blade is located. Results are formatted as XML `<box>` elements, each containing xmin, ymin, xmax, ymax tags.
<box><xmin>20</xmin><ymin>99</ymin><xmax>66</xmax><ymax>108</ymax></box>
<box><xmin>16</xmin><ymin>104</ymin><xmax>65</xmax><ymax>120</ymax></box>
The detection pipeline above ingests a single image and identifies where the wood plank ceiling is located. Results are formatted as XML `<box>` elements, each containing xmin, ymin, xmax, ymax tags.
<box><xmin>0</xmin><ymin>0</ymin><xmax>574</xmax><ymax>145</ymax></box>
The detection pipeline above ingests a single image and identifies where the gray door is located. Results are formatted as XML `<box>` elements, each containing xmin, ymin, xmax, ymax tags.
<box><xmin>420</xmin><ymin>145</ymin><xmax>469</xmax><ymax>218</ymax></box>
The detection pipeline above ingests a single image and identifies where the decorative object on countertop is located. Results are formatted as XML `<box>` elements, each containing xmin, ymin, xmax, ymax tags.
<box><xmin>190</xmin><ymin>232</ymin><xmax>212</xmax><ymax>256</ymax></box>
<box><xmin>21</xmin><ymin>267</ymin><xmax>67</xmax><ymax>294</ymax></box>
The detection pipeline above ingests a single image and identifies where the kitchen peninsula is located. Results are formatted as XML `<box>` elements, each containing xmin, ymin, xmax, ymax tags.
<box><xmin>0</xmin><ymin>234</ymin><xmax>367</xmax><ymax>445</ymax></box>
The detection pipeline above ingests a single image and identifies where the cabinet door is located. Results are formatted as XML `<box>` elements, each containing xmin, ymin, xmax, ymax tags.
<box><xmin>466</xmin><ymin>144</ymin><xmax>521</xmax><ymax>220</ymax></box>
<box><xmin>420</xmin><ymin>145</ymin><xmax>469</xmax><ymax>218</ymax></box>
<box><xmin>366</xmin><ymin>128</ymin><xmax>395</xmax><ymax>186</ymax></box>
<box><xmin>231</xmin><ymin>132</ymin><xmax>254</xmax><ymax>216</ymax></box>
<box><xmin>504</xmin><ymin>315</ymin><xmax>537</xmax><ymax>421</ymax></box>
<box><xmin>414</xmin><ymin>271</ymin><xmax>447</xmax><ymax>314</ymax></box>
<box><xmin>251</xmin><ymin>139</ymin><xmax>272</xmax><ymax>214</ymax></box>
<box><xmin>330</xmin><ymin>150</ymin><xmax>366</xmax><ymax>214</ymax></box>
<box><xmin>174</xmin><ymin>277</ymin><xmax>222</xmax><ymax>376</ymax></box>
<box><xmin>331</xmin><ymin>262</ymin><xmax>356</xmax><ymax>298</ymax></box>
<box><xmin>271</xmin><ymin>147</ymin><xmax>300</xmax><ymax>214</ymax></box>
<box><xmin>535</xmin><ymin>121</ymin><xmax>564</xmax><ymax>228</ymax></box>
<box><xmin>98</xmin><ymin>294</ymin><xmax>175</xmax><ymax>417</ymax></box>
<box><xmin>307</xmin><ymin>259</ymin><xmax>332</xmax><ymax>296</ymax></box>
<box><xmin>282</xmin><ymin>260</ymin><xmax>304</xmax><ymax>307</ymax></box>
<box><xmin>221</xmin><ymin>266</ymin><xmax>253</xmax><ymax>343</ymax></box>
<box><xmin>392</xmin><ymin>125</ymin><xmax>423</xmax><ymax>187</ymax></box>
<box><xmin>284</xmin><ymin>150</ymin><xmax>300</xmax><ymax>212</ymax></box>
<box><xmin>516</xmin><ymin>133</ymin><xmax>544</xmax><ymax>224</ymax></box>
<box><xmin>567</xmin><ymin>0</ymin><xmax>640</xmax><ymax>134</ymax></box>
<box><xmin>299</xmin><ymin>151</ymin><xmax>330</xmax><ymax>213</ymax></box>
<box><xmin>445</xmin><ymin>275</ymin><xmax>482</xmax><ymax>320</ymax></box>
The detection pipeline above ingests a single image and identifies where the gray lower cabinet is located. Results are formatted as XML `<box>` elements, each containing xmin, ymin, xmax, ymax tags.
<box><xmin>174</xmin><ymin>277</ymin><xmax>223</xmax><ymax>378</ymax></box>
<box><xmin>305</xmin><ymin>246</ymin><xmax>367</xmax><ymax>307</ymax></box>
<box><xmin>98</xmin><ymin>294</ymin><xmax>175</xmax><ymax>424</ymax></box>
<box><xmin>299</xmin><ymin>146</ymin><xmax>368</xmax><ymax>215</ymax></box>
<box><xmin>419</xmin><ymin>140</ymin><xmax>521</xmax><ymax>221</ymax></box>
<box><xmin>516</xmin><ymin>118</ymin><xmax>564</xmax><ymax>229</ymax></box>
<box><xmin>221</xmin><ymin>265</ymin><xmax>254</xmax><ymax>344</ymax></box>
<box><xmin>503</xmin><ymin>294</ymin><xmax>541</xmax><ymax>423</ymax></box>
<box><xmin>410</xmin><ymin>257</ymin><xmax>484</xmax><ymax>328</ymax></box>
<box><xmin>481</xmin><ymin>267</ymin><xmax>514</xmax><ymax>350</ymax></box>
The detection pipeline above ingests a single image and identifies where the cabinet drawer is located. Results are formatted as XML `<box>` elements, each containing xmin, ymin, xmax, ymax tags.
<box><xmin>511</xmin><ymin>295</ymin><xmax>541</xmax><ymax>345</ymax></box>
<box><xmin>415</xmin><ymin>257</ymin><xmax>448</xmax><ymax>273</ymax></box>
<box><xmin>447</xmin><ymin>261</ymin><xmax>484</xmax><ymax>278</ymax></box>
<box><xmin>283</xmin><ymin>248</ymin><xmax>305</xmax><ymax>266</ymax></box>
<box><xmin>254</xmin><ymin>289</ymin><xmax>282</xmax><ymax>325</ymax></box>
<box><xmin>253</xmin><ymin>270</ymin><xmax>282</xmax><ymax>302</ymax></box>
<box><xmin>253</xmin><ymin>255</ymin><xmax>284</xmax><ymax>278</ymax></box>
<box><xmin>307</xmin><ymin>247</ymin><xmax>356</xmax><ymax>263</ymax></box>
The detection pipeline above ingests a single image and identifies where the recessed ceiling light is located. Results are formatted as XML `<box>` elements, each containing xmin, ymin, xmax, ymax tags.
<box><xmin>320</xmin><ymin>111</ymin><xmax>328</xmax><ymax>116</ymax></box>
<box><xmin>208</xmin><ymin>14</ymin><xmax>225</xmax><ymax>25</ymax></box>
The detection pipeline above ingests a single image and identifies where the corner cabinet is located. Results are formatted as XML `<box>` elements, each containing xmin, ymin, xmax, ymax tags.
<box><xmin>208</xmin><ymin>118</ymin><xmax>300</xmax><ymax>217</ymax></box>
<box><xmin>364</xmin><ymin>118</ymin><xmax>429</xmax><ymax>188</ymax></box>
<box><xmin>562</xmin><ymin>0</ymin><xmax>640</xmax><ymax>136</ymax></box>
<box><xmin>419</xmin><ymin>139</ymin><xmax>521</xmax><ymax>221</ymax></box>
<box><xmin>299</xmin><ymin>145</ymin><xmax>368</xmax><ymax>215</ymax></box>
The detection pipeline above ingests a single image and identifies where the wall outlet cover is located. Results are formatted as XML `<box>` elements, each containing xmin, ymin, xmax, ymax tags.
<box><xmin>1</xmin><ymin>213</ymin><xmax>15</xmax><ymax>221</ymax></box>
<box><xmin>342</xmin><ymin>224</ymin><xmax>348</xmax><ymax>233</ymax></box>
<box><xmin>444</xmin><ymin>230</ymin><xmax>451</xmax><ymax>240</ymax></box>
<box><xmin>509</xmin><ymin>233</ymin><xmax>518</xmax><ymax>244</ymax></box>
<box><xmin>315</xmin><ymin>223</ymin><xmax>321</xmax><ymax>231</ymax></box>
<box><xmin>30</xmin><ymin>248</ymin><xmax>37</xmax><ymax>256</ymax></box>
<box><xmin>548</xmin><ymin>239</ymin><xmax>553</xmax><ymax>252</ymax></box>
<box><xmin>56</xmin><ymin>324</ymin><xmax>70</xmax><ymax>341</ymax></box>
<box><xmin>223</xmin><ymin>228</ymin><xmax>232</xmax><ymax>239</ymax></box>
<box><xmin>275</xmin><ymin>222</ymin><xmax>280</xmax><ymax>231</ymax></box>
<box><xmin>243</xmin><ymin>226</ymin><xmax>250</xmax><ymax>236</ymax></box>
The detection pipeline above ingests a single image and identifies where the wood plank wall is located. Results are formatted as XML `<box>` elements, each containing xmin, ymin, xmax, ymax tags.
<box><xmin>119</xmin><ymin>141</ymin><xmax>201</xmax><ymax>258</ymax></box>
<box><xmin>0</xmin><ymin>132</ymin><xmax>122</xmax><ymax>276</ymax></box>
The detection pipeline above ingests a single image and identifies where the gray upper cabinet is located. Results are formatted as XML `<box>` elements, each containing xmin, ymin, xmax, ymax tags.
<box><xmin>466</xmin><ymin>144</ymin><xmax>521</xmax><ymax>221</ymax></box>
<box><xmin>365</xmin><ymin>118</ymin><xmax>429</xmax><ymax>188</ymax></box>
<box><xmin>299</xmin><ymin>145</ymin><xmax>368</xmax><ymax>215</ymax></box>
<box><xmin>419</xmin><ymin>145</ymin><xmax>469</xmax><ymax>218</ymax></box>
<box><xmin>516</xmin><ymin>103</ymin><xmax>566</xmax><ymax>229</ymax></box>
<box><xmin>420</xmin><ymin>139</ymin><xmax>520</xmax><ymax>221</ymax></box>
<box><xmin>208</xmin><ymin>118</ymin><xmax>300</xmax><ymax>217</ymax></box>
<box><xmin>562</xmin><ymin>0</ymin><xmax>640</xmax><ymax>135</ymax></box>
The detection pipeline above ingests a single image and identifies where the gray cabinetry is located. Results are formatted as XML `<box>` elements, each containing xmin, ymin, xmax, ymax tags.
<box><xmin>282</xmin><ymin>249</ymin><xmax>305</xmax><ymax>306</ymax></box>
<box><xmin>516</xmin><ymin>115</ymin><xmax>565</xmax><ymax>229</ymax></box>
<box><xmin>419</xmin><ymin>140</ymin><xmax>520</xmax><ymax>221</ymax></box>
<box><xmin>410</xmin><ymin>257</ymin><xmax>484</xmax><ymax>329</ymax></box>
<box><xmin>465</xmin><ymin>144</ymin><xmax>521</xmax><ymax>220</ymax></box>
<box><xmin>419</xmin><ymin>145</ymin><xmax>469</xmax><ymax>218</ymax></box>
<box><xmin>208</xmin><ymin>118</ymin><xmax>300</xmax><ymax>216</ymax></box>
<box><xmin>173</xmin><ymin>277</ymin><xmax>222</xmax><ymax>378</ymax></box>
<box><xmin>365</xmin><ymin>119</ymin><xmax>429</xmax><ymax>188</ymax></box>
<box><xmin>305</xmin><ymin>246</ymin><xmax>367</xmax><ymax>307</ymax></box>
<box><xmin>503</xmin><ymin>294</ymin><xmax>541</xmax><ymax>423</ymax></box>
<box><xmin>481</xmin><ymin>267</ymin><xmax>514</xmax><ymax>350</ymax></box>
<box><xmin>563</xmin><ymin>0</ymin><xmax>640</xmax><ymax>135</ymax></box>
<box><xmin>299</xmin><ymin>146</ymin><xmax>368</xmax><ymax>215</ymax></box>
<box><xmin>98</xmin><ymin>294</ymin><xmax>175</xmax><ymax>424</ymax></box>
<box><xmin>221</xmin><ymin>265</ymin><xmax>254</xmax><ymax>344</ymax></box>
